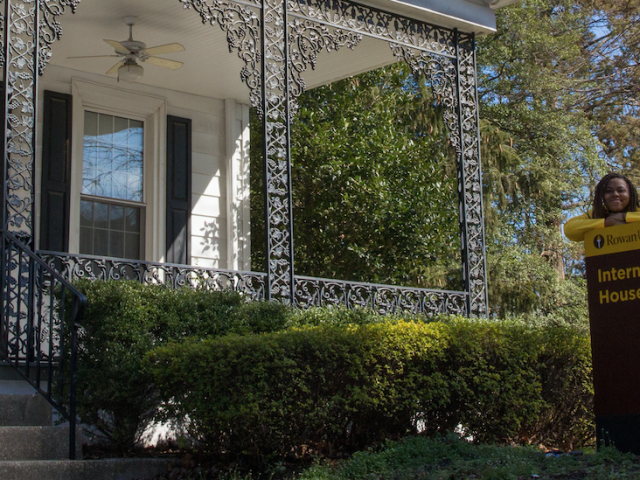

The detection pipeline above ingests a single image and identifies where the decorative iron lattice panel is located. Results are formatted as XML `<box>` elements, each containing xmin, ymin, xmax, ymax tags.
<box><xmin>388</xmin><ymin>41</ymin><xmax>487</xmax><ymax>316</ymax></box>
<box><xmin>295</xmin><ymin>275</ymin><xmax>468</xmax><ymax>315</ymax></box>
<box><xmin>179</xmin><ymin>0</ymin><xmax>262</xmax><ymax>111</ymax></box>
<box><xmin>288</xmin><ymin>17</ymin><xmax>361</xmax><ymax>107</ymax></box>
<box><xmin>2</xmin><ymin>0</ymin><xmax>38</xmax><ymax>239</ymax></box>
<box><xmin>260</xmin><ymin>0</ymin><xmax>294</xmax><ymax>301</ymax></box>
<box><xmin>39</xmin><ymin>251</ymin><xmax>268</xmax><ymax>300</ymax></box>
<box><xmin>38</xmin><ymin>251</ymin><xmax>467</xmax><ymax>316</ymax></box>
<box><xmin>39</xmin><ymin>1</ymin><xmax>80</xmax><ymax>74</ymax></box>
<box><xmin>287</xmin><ymin>0</ymin><xmax>456</xmax><ymax>57</ymax></box>
<box><xmin>0</xmin><ymin>0</ymin><xmax>78</xmax><ymax>241</ymax></box>
<box><xmin>455</xmin><ymin>36</ymin><xmax>487</xmax><ymax>317</ymax></box>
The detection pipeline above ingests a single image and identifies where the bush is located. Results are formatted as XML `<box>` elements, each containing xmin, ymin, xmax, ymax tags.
<box><xmin>147</xmin><ymin>317</ymin><xmax>594</xmax><ymax>460</ymax></box>
<box><xmin>68</xmin><ymin>280</ymin><xmax>292</xmax><ymax>452</ymax></box>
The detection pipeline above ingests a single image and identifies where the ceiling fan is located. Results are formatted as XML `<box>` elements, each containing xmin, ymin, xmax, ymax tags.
<box><xmin>69</xmin><ymin>16</ymin><xmax>185</xmax><ymax>82</ymax></box>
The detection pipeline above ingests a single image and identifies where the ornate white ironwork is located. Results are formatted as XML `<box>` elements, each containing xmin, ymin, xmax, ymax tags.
<box><xmin>287</xmin><ymin>0</ymin><xmax>456</xmax><ymax>57</ymax></box>
<box><xmin>295</xmin><ymin>275</ymin><xmax>468</xmax><ymax>315</ymax></box>
<box><xmin>3</xmin><ymin>0</ymin><xmax>38</xmax><ymax>238</ymax></box>
<box><xmin>287</xmin><ymin>18</ymin><xmax>361</xmax><ymax>108</ymax></box>
<box><xmin>39</xmin><ymin>0</ymin><xmax>80</xmax><ymax>73</ymax></box>
<box><xmin>39</xmin><ymin>251</ymin><xmax>268</xmax><ymax>300</ymax></box>
<box><xmin>455</xmin><ymin>35</ymin><xmax>487</xmax><ymax>316</ymax></box>
<box><xmin>180</xmin><ymin>0</ymin><xmax>262</xmax><ymax>111</ymax></box>
<box><xmin>388</xmin><ymin>41</ymin><xmax>487</xmax><ymax>316</ymax></box>
<box><xmin>0</xmin><ymin>0</ymin><xmax>488</xmax><ymax>316</ymax></box>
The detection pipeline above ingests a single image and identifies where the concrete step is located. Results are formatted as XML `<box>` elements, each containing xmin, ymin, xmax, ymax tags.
<box><xmin>0</xmin><ymin>362</ymin><xmax>53</xmax><ymax>396</ymax></box>
<box><xmin>0</xmin><ymin>394</ymin><xmax>52</xmax><ymax>426</ymax></box>
<box><xmin>0</xmin><ymin>425</ymin><xmax>82</xmax><ymax>460</ymax></box>
<box><xmin>0</xmin><ymin>458</ymin><xmax>171</xmax><ymax>480</ymax></box>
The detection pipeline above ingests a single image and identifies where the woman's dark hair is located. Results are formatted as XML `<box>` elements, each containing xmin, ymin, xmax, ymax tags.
<box><xmin>592</xmin><ymin>173</ymin><xmax>639</xmax><ymax>218</ymax></box>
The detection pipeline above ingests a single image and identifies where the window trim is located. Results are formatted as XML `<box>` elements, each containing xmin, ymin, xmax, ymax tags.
<box><xmin>70</xmin><ymin>79</ymin><xmax>167</xmax><ymax>262</ymax></box>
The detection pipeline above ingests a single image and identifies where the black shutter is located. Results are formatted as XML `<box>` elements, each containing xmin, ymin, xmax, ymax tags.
<box><xmin>166</xmin><ymin>115</ymin><xmax>192</xmax><ymax>264</ymax></box>
<box><xmin>40</xmin><ymin>91</ymin><xmax>72</xmax><ymax>252</ymax></box>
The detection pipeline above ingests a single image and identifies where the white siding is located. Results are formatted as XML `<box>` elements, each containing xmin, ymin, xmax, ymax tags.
<box><xmin>36</xmin><ymin>65</ymin><xmax>250</xmax><ymax>270</ymax></box>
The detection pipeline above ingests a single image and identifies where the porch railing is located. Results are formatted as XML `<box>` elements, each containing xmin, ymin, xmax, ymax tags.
<box><xmin>1</xmin><ymin>230</ymin><xmax>86</xmax><ymax>460</ymax></box>
<box><xmin>38</xmin><ymin>251</ymin><xmax>268</xmax><ymax>300</ymax></box>
<box><xmin>38</xmin><ymin>251</ymin><xmax>468</xmax><ymax>316</ymax></box>
<box><xmin>294</xmin><ymin>275</ymin><xmax>468</xmax><ymax>315</ymax></box>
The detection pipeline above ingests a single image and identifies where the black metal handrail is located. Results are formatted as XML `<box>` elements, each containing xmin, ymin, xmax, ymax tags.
<box><xmin>1</xmin><ymin>229</ymin><xmax>86</xmax><ymax>460</ymax></box>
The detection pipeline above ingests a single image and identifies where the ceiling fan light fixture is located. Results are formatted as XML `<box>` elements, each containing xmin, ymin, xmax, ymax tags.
<box><xmin>118</xmin><ymin>60</ymin><xmax>143</xmax><ymax>82</ymax></box>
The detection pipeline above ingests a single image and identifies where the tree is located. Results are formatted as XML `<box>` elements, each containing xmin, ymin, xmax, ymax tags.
<box><xmin>251</xmin><ymin>64</ymin><xmax>463</xmax><ymax>289</ymax></box>
<box><xmin>477</xmin><ymin>0</ymin><xmax>640</xmax><ymax>316</ymax></box>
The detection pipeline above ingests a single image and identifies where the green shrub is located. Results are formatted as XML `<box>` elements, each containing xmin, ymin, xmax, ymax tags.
<box><xmin>68</xmin><ymin>280</ymin><xmax>292</xmax><ymax>452</ymax></box>
<box><xmin>147</xmin><ymin>318</ymin><xmax>594</xmax><ymax>460</ymax></box>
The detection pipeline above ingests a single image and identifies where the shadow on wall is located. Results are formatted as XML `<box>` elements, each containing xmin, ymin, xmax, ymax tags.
<box><xmin>199</xmin><ymin>219</ymin><xmax>220</xmax><ymax>255</ymax></box>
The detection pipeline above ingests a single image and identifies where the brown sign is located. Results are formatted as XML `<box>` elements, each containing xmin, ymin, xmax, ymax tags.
<box><xmin>585</xmin><ymin>223</ymin><xmax>640</xmax><ymax>453</ymax></box>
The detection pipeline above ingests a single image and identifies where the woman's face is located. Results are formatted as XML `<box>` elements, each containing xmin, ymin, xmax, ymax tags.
<box><xmin>604</xmin><ymin>178</ymin><xmax>630</xmax><ymax>213</ymax></box>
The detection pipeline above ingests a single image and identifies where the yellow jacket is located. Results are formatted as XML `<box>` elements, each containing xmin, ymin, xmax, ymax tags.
<box><xmin>564</xmin><ymin>209</ymin><xmax>640</xmax><ymax>242</ymax></box>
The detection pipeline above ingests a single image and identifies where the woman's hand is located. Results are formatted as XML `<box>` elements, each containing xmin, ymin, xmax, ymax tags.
<box><xmin>605</xmin><ymin>212</ymin><xmax>627</xmax><ymax>226</ymax></box>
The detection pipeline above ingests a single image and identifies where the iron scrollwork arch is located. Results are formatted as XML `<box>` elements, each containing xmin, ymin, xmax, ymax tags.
<box><xmin>389</xmin><ymin>41</ymin><xmax>487</xmax><ymax>316</ymax></box>
<box><xmin>179</xmin><ymin>0</ymin><xmax>262</xmax><ymax>112</ymax></box>
<box><xmin>283</xmin><ymin>0</ymin><xmax>488</xmax><ymax>315</ymax></box>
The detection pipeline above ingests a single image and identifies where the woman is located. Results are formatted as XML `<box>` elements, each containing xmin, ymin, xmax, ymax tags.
<box><xmin>565</xmin><ymin>173</ymin><xmax>640</xmax><ymax>242</ymax></box>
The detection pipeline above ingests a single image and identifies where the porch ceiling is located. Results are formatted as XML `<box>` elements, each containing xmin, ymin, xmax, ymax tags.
<box><xmin>48</xmin><ymin>0</ymin><xmax>493</xmax><ymax>102</ymax></box>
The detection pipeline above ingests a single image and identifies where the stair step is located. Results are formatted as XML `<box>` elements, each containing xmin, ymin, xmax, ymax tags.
<box><xmin>0</xmin><ymin>426</ymin><xmax>82</xmax><ymax>460</ymax></box>
<box><xmin>0</xmin><ymin>458</ymin><xmax>171</xmax><ymax>480</ymax></box>
<box><xmin>0</xmin><ymin>394</ymin><xmax>52</xmax><ymax>426</ymax></box>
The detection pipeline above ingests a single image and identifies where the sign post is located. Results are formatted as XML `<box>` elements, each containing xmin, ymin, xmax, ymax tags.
<box><xmin>585</xmin><ymin>222</ymin><xmax>640</xmax><ymax>453</ymax></box>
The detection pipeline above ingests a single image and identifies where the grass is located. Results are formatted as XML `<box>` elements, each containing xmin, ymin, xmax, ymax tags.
<box><xmin>293</xmin><ymin>435</ymin><xmax>640</xmax><ymax>480</ymax></box>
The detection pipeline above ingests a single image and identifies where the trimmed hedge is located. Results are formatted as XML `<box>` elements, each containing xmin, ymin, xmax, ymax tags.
<box><xmin>69</xmin><ymin>280</ymin><xmax>291</xmax><ymax>451</ymax></box>
<box><xmin>147</xmin><ymin>318</ymin><xmax>594</xmax><ymax>459</ymax></box>
<box><xmin>68</xmin><ymin>280</ymin><xmax>594</xmax><ymax>457</ymax></box>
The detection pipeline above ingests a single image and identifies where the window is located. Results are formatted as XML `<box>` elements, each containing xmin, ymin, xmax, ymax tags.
<box><xmin>79</xmin><ymin>112</ymin><xmax>144</xmax><ymax>258</ymax></box>
<box><xmin>67</xmin><ymin>79</ymin><xmax>167</xmax><ymax>262</ymax></box>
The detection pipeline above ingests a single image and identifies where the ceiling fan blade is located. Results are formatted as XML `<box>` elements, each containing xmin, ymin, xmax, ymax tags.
<box><xmin>144</xmin><ymin>56</ymin><xmax>183</xmax><ymax>70</ymax></box>
<box><xmin>144</xmin><ymin>43</ymin><xmax>185</xmax><ymax>56</ymax></box>
<box><xmin>68</xmin><ymin>55</ymin><xmax>121</xmax><ymax>59</ymax></box>
<box><xmin>106</xmin><ymin>61</ymin><xmax>124</xmax><ymax>75</ymax></box>
<box><xmin>104</xmin><ymin>39</ymin><xmax>129</xmax><ymax>54</ymax></box>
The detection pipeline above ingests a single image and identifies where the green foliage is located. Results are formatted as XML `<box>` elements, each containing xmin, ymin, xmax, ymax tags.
<box><xmin>478</xmin><ymin>0</ymin><xmax>605</xmax><ymax>303</ymax></box>
<box><xmin>299</xmin><ymin>435</ymin><xmax>640</xmax><ymax>480</ymax></box>
<box><xmin>488</xmin><ymin>245</ymin><xmax>588</xmax><ymax>321</ymax></box>
<box><xmin>147</xmin><ymin>316</ymin><xmax>594</xmax><ymax>461</ymax></box>
<box><xmin>251</xmin><ymin>64</ymin><xmax>461</xmax><ymax>289</ymax></box>
<box><xmin>68</xmin><ymin>280</ymin><xmax>292</xmax><ymax>452</ymax></box>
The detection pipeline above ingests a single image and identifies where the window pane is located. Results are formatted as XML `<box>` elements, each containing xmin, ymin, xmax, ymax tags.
<box><xmin>125</xmin><ymin>207</ymin><xmax>140</xmax><ymax>232</ymax></box>
<box><xmin>110</xmin><ymin>231</ymin><xmax>124</xmax><ymax>258</ymax></box>
<box><xmin>79</xmin><ymin>227</ymin><xmax>93</xmax><ymax>254</ymax></box>
<box><xmin>125</xmin><ymin>233</ymin><xmax>140</xmax><ymax>259</ymax></box>
<box><xmin>129</xmin><ymin>120</ymin><xmax>143</xmax><ymax>153</ymax></box>
<box><xmin>93</xmin><ymin>202</ymin><xmax>108</xmax><ymax>229</ymax></box>
<box><xmin>83</xmin><ymin>111</ymin><xmax>143</xmax><ymax>201</ymax></box>
<box><xmin>110</xmin><ymin>205</ymin><xmax>124</xmax><ymax>231</ymax></box>
<box><xmin>80</xmin><ymin>200</ymin><xmax>93</xmax><ymax>227</ymax></box>
<box><xmin>113</xmin><ymin>116</ymin><xmax>129</xmax><ymax>147</ymax></box>
<box><xmin>79</xmin><ymin>199</ymin><xmax>142</xmax><ymax>259</ymax></box>
<box><xmin>94</xmin><ymin>227</ymin><xmax>109</xmax><ymax>255</ymax></box>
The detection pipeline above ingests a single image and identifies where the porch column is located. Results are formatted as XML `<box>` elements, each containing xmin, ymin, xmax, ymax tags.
<box><xmin>454</xmin><ymin>32</ymin><xmax>488</xmax><ymax>317</ymax></box>
<box><xmin>261</xmin><ymin>0</ymin><xmax>295</xmax><ymax>302</ymax></box>
<box><xmin>2</xmin><ymin>0</ymin><xmax>39</xmax><ymax>244</ymax></box>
